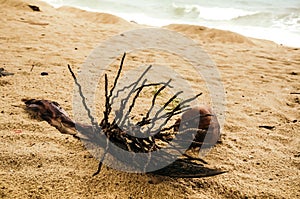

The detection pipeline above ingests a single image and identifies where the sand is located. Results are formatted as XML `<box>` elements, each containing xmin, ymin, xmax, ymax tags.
<box><xmin>0</xmin><ymin>0</ymin><xmax>299</xmax><ymax>198</ymax></box>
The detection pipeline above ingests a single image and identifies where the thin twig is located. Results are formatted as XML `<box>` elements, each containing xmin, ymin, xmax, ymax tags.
<box><xmin>30</xmin><ymin>65</ymin><xmax>34</xmax><ymax>72</ymax></box>
<box><xmin>68</xmin><ymin>64</ymin><xmax>98</xmax><ymax>127</ymax></box>
<box><xmin>137</xmin><ymin>79</ymin><xmax>172</xmax><ymax>126</ymax></box>
<box><xmin>114</xmin><ymin>65</ymin><xmax>153</xmax><ymax>124</ymax></box>
<box><xmin>152</xmin><ymin>91</ymin><xmax>183</xmax><ymax>122</ymax></box>
<box><xmin>125</xmin><ymin>79</ymin><xmax>147</xmax><ymax>121</ymax></box>
<box><xmin>108</xmin><ymin>52</ymin><xmax>126</xmax><ymax>106</ymax></box>
<box><xmin>101</xmin><ymin>74</ymin><xmax>110</xmax><ymax>127</ymax></box>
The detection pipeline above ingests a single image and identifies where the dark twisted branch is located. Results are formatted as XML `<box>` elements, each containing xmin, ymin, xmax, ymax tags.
<box><xmin>121</xmin><ymin>78</ymin><xmax>147</xmax><ymax>127</ymax></box>
<box><xmin>67</xmin><ymin>64</ymin><xmax>98</xmax><ymax>128</ymax></box>
<box><xmin>113</xmin><ymin>65</ymin><xmax>152</xmax><ymax>124</ymax></box>
<box><xmin>137</xmin><ymin>79</ymin><xmax>172</xmax><ymax>127</ymax></box>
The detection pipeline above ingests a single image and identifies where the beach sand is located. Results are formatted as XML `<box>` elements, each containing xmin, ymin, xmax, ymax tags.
<box><xmin>0</xmin><ymin>0</ymin><xmax>299</xmax><ymax>198</ymax></box>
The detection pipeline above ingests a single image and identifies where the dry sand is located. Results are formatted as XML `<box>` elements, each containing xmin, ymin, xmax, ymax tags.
<box><xmin>0</xmin><ymin>0</ymin><xmax>299</xmax><ymax>198</ymax></box>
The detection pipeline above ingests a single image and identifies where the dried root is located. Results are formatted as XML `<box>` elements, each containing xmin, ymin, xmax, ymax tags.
<box><xmin>23</xmin><ymin>53</ymin><xmax>224</xmax><ymax>178</ymax></box>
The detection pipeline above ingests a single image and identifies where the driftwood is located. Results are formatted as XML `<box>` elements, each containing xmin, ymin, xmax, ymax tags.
<box><xmin>23</xmin><ymin>53</ymin><xmax>224</xmax><ymax>178</ymax></box>
<box><xmin>0</xmin><ymin>68</ymin><xmax>14</xmax><ymax>77</ymax></box>
<box><xmin>28</xmin><ymin>5</ymin><xmax>41</xmax><ymax>12</ymax></box>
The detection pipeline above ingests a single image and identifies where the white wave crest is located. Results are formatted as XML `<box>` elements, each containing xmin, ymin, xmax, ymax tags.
<box><xmin>172</xmin><ymin>3</ymin><xmax>257</xmax><ymax>21</ymax></box>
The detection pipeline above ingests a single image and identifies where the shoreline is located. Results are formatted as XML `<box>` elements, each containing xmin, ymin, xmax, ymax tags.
<box><xmin>40</xmin><ymin>0</ymin><xmax>300</xmax><ymax>48</ymax></box>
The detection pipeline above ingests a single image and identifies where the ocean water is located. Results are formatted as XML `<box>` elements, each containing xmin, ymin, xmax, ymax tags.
<box><xmin>42</xmin><ymin>0</ymin><xmax>300</xmax><ymax>47</ymax></box>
